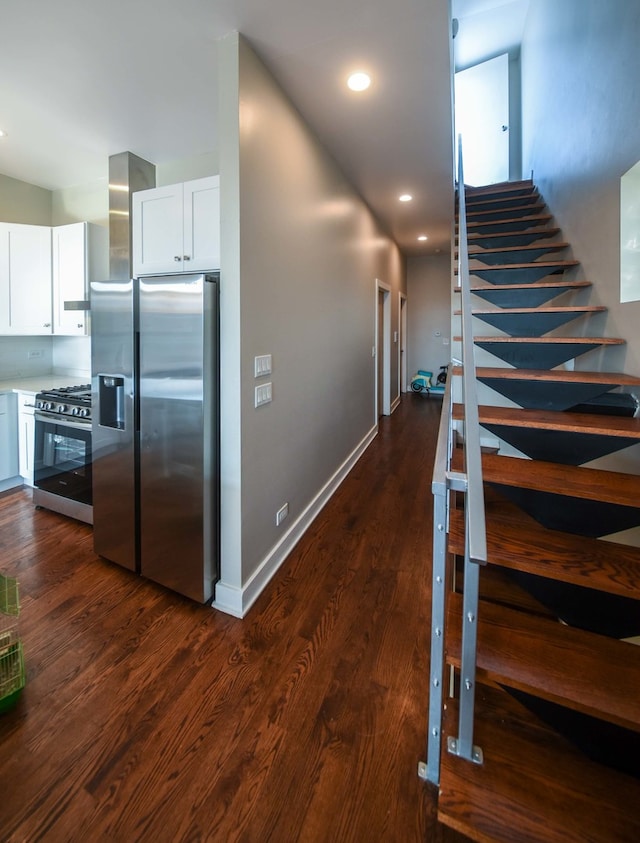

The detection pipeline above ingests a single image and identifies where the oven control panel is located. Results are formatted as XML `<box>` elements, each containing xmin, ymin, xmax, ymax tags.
<box><xmin>34</xmin><ymin>385</ymin><xmax>92</xmax><ymax>422</ymax></box>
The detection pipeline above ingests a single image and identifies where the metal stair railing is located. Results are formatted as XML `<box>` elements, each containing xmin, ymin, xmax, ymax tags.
<box><xmin>419</xmin><ymin>141</ymin><xmax>487</xmax><ymax>786</ymax></box>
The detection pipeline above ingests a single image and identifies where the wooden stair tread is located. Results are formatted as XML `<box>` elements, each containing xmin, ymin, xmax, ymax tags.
<box><xmin>466</xmin><ymin>213</ymin><xmax>553</xmax><ymax>228</ymax></box>
<box><xmin>453</xmin><ymin>403</ymin><xmax>640</xmax><ymax>438</ymax></box>
<box><xmin>460</xmin><ymin>335</ymin><xmax>625</xmax><ymax>345</ymax></box>
<box><xmin>464</xmin><ymin>278</ymin><xmax>591</xmax><ymax>293</ymax></box>
<box><xmin>462</xmin><ymin>451</ymin><xmax>640</xmax><ymax>505</ymax></box>
<box><xmin>464</xmin><ymin>178</ymin><xmax>534</xmax><ymax>196</ymax></box>
<box><xmin>465</xmin><ymin>227</ymin><xmax>561</xmax><ymax>242</ymax></box>
<box><xmin>464</xmin><ymin>192</ymin><xmax>539</xmax><ymax>205</ymax></box>
<box><xmin>446</xmin><ymin>592</ymin><xmax>640</xmax><ymax>732</ymax></box>
<box><xmin>438</xmin><ymin>683</ymin><xmax>640</xmax><ymax>843</ymax></box>
<box><xmin>456</xmin><ymin>305</ymin><xmax>605</xmax><ymax>314</ymax></box>
<box><xmin>465</xmin><ymin>260</ymin><xmax>579</xmax><ymax>271</ymax></box>
<box><xmin>464</xmin><ymin>187</ymin><xmax>538</xmax><ymax>201</ymax></box>
<box><xmin>465</xmin><ymin>205</ymin><xmax>546</xmax><ymax>220</ymax></box>
<box><xmin>449</xmin><ymin>506</ymin><xmax>640</xmax><ymax>599</ymax></box>
<box><xmin>465</xmin><ymin>242</ymin><xmax>569</xmax><ymax>256</ymax></box>
<box><xmin>454</xmin><ymin>366</ymin><xmax>640</xmax><ymax>386</ymax></box>
<box><xmin>461</xmin><ymin>280</ymin><xmax>590</xmax><ymax>292</ymax></box>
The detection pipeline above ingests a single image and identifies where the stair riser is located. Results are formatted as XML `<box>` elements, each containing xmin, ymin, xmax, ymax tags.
<box><xmin>470</xmin><ymin>246</ymin><xmax>566</xmax><ymax>265</ymax></box>
<box><xmin>475</xmin><ymin>341</ymin><xmax>604</xmax><ymax>369</ymax></box>
<box><xmin>465</xmin><ymin>196</ymin><xmax>540</xmax><ymax>214</ymax></box>
<box><xmin>490</xmin><ymin>483</ymin><xmax>640</xmax><ymax>539</ymax></box>
<box><xmin>467</xmin><ymin>205</ymin><xmax>545</xmax><ymax>222</ymax></box>
<box><xmin>471</xmin><ymin>266</ymin><xmax>572</xmax><ymax>284</ymax></box>
<box><xmin>467</xmin><ymin>230</ymin><xmax>560</xmax><ymax>248</ymax></box>
<box><xmin>478</xmin><ymin>378</ymin><xmax>616</xmax><ymax>411</ymax></box>
<box><xmin>474</xmin><ymin>310</ymin><xmax>595</xmax><ymax>337</ymax></box>
<box><xmin>480</xmin><ymin>423</ymin><xmax>640</xmax><ymax>464</ymax></box>
<box><xmin>472</xmin><ymin>287</ymin><xmax>578</xmax><ymax>308</ymax></box>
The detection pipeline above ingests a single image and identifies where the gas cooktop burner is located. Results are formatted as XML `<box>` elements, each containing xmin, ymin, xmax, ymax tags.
<box><xmin>39</xmin><ymin>383</ymin><xmax>91</xmax><ymax>398</ymax></box>
<box><xmin>35</xmin><ymin>384</ymin><xmax>92</xmax><ymax>421</ymax></box>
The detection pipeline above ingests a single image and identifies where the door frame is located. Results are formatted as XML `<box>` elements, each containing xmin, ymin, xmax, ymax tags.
<box><xmin>399</xmin><ymin>292</ymin><xmax>407</xmax><ymax>393</ymax></box>
<box><xmin>375</xmin><ymin>278</ymin><xmax>392</xmax><ymax>420</ymax></box>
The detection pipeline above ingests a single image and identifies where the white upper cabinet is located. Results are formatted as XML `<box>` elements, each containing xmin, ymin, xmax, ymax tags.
<box><xmin>0</xmin><ymin>223</ymin><xmax>52</xmax><ymax>335</ymax></box>
<box><xmin>132</xmin><ymin>176</ymin><xmax>220</xmax><ymax>277</ymax></box>
<box><xmin>0</xmin><ymin>220</ymin><xmax>107</xmax><ymax>337</ymax></box>
<box><xmin>183</xmin><ymin>177</ymin><xmax>221</xmax><ymax>272</ymax></box>
<box><xmin>52</xmin><ymin>222</ymin><xmax>107</xmax><ymax>336</ymax></box>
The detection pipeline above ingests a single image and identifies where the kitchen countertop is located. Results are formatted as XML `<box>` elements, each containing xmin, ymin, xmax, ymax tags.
<box><xmin>0</xmin><ymin>374</ymin><xmax>91</xmax><ymax>394</ymax></box>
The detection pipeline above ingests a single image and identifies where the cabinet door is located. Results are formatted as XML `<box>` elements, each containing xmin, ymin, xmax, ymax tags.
<box><xmin>6</xmin><ymin>224</ymin><xmax>52</xmax><ymax>334</ymax></box>
<box><xmin>132</xmin><ymin>184</ymin><xmax>184</xmax><ymax>277</ymax></box>
<box><xmin>183</xmin><ymin>176</ymin><xmax>220</xmax><ymax>271</ymax></box>
<box><xmin>0</xmin><ymin>392</ymin><xmax>19</xmax><ymax>483</ymax></box>
<box><xmin>53</xmin><ymin>222</ymin><xmax>88</xmax><ymax>336</ymax></box>
<box><xmin>17</xmin><ymin>397</ymin><xmax>35</xmax><ymax>486</ymax></box>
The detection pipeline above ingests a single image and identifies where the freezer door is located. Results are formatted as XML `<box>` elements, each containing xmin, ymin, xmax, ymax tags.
<box><xmin>138</xmin><ymin>273</ymin><xmax>218</xmax><ymax>602</ymax></box>
<box><xmin>91</xmin><ymin>279</ymin><xmax>137</xmax><ymax>571</ymax></box>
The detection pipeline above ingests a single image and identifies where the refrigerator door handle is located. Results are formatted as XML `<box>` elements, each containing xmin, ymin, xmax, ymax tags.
<box><xmin>134</xmin><ymin>329</ymin><xmax>141</xmax><ymax>433</ymax></box>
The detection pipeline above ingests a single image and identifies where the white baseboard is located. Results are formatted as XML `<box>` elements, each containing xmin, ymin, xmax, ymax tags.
<box><xmin>391</xmin><ymin>393</ymin><xmax>401</xmax><ymax>413</ymax></box>
<box><xmin>212</xmin><ymin>423</ymin><xmax>378</xmax><ymax>618</ymax></box>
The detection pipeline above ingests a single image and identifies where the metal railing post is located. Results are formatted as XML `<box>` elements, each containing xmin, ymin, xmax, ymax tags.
<box><xmin>421</xmin><ymin>138</ymin><xmax>487</xmax><ymax>783</ymax></box>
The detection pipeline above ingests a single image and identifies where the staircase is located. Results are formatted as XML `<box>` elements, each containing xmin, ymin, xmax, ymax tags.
<box><xmin>432</xmin><ymin>179</ymin><xmax>640</xmax><ymax>842</ymax></box>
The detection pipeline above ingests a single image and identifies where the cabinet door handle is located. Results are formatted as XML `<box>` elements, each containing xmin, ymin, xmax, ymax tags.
<box><xmin>183</xmin><ymin>255</ymin><xmax>191</xmax><ymax>261</ymax></box>
<box><xmin>43</xmin><ymin>323</ymin><xmax>51</xmax><ymax>327</ymax></box>
<box><xmin>77</xmin><ymin>323</ymin><xmax>84</xmax><ymax>329</ymax></box>
<box><xmin>174</xmin><ymin>255</ymin><xmax>182</xmax><ymax>262</ymax></box>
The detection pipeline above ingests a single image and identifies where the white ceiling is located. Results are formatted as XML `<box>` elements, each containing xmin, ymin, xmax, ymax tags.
<box><xmin>0</xmin><ymin>0</ymin><xmax>528</xmax><ymax>256</ymax></box>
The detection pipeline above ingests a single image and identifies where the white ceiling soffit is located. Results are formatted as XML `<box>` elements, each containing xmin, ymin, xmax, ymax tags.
<box><xmin>452</xmin><ymin>0</ymin><xmax>530</xmax><ymax>71</ymax></box>
<box><xmin>0</xmin><ymin>0</ymin><xmax>456</xmax><ymax>255</ymax></box>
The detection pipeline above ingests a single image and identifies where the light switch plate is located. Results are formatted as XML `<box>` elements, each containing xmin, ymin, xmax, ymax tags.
<box><xmin>255</xmin><ymin>354</ymin><xmax>272</xmax><ymax>377</ymax></box>
<box><xmin>255</xmin><ymin>382</ymin><xmax>272</xmax><ymax>407</ymax></box>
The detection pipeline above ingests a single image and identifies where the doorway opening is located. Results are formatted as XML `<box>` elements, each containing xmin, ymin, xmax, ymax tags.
<box><xmin>375</xmin><ymin>279</ymin><xmax>391</xmax><ymax>419</ymax></box>
<box><xmin>455</xmin><ymin>52</ymin><xmax>510</xmax><ymax>186</ymax></box>
<box><xmin>399</xmin><ymin>293</ymin><xmax>407</xmax><ymax>393</ymax></box>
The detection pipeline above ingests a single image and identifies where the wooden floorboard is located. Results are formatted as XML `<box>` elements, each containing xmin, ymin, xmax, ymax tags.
<box><xmin>0</xmin><ymin>396</ymin><xmax>469</xmax><ymax>843</ymax></box>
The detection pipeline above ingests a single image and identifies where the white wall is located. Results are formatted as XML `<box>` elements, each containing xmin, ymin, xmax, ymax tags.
<box><xmin>215</xmin><ymin>34</ymin><xmax>406</xmax><ymax>616</ymax></box>
<box><xmin>519</xmin><ymin>0</ymin><xmax>640</xmax><ymax>494</ymax></box>
<box><xmin>0</xmin><ymin>173</ymin><xmax>51</xmax><ymax>224</ymax></box>
<box><xmin>521</xmin><ymin>0</ymin><xmax>640</xmax><ymax>377</ymax></box>
<box><xmin>51</xmin><ymin>179</ymin><xmax>108</xmax><ymax>227</ymax></box>
<box><xmin>156</xmin><ymin>152</ymin><xmax>218</xmax><ymax>187</ymax></box>
<box><xmin>407</xmin><ymin>254</ymin><xmax>452</xmax><ymax>379</ymax></box>
<box><xmin>0</xmin><ymin>336</ymin><xmax>52</xmax><ymax>380</ymax></box>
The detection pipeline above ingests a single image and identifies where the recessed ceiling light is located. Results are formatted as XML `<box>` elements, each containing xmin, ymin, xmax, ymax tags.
<box><xmin>399</xmin><ymin>194</ymin><xmax>413</xmax><ymax>202</ymax></box>
<box><xmin>417</xmin><ymin>235</ymin><xmax>428</xmax><ymax>241</ymax></box>
<box><xmin>0</xmin><ymin>129</ymin><xmax>7</xmax><ymax>139</ymax></box>
<box><xmin>347</xmin><ymin>71</ymin><xmax>371</xmax><ymax>92</ymax></box>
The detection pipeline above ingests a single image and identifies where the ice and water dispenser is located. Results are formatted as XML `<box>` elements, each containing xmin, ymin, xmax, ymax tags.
<box><xmin>98</xmin><ymin>375</ymin><xmax>125</xmax><ymax>429</ymax></box>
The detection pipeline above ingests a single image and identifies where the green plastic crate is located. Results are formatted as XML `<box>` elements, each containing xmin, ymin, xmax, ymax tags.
<box><xmin>0</xmin><ymin>574</ymin><xmax>20</xmax><ymax>616</ymax></box>
<box><xmin>0</xmin><ymin>633</ymin><xmax>25</xmax><ymax>712</ymax></box>
<box><xmin>0</xmin><ymin>574</ymin><xmax>25</xmax><ymax>713</ymax></box>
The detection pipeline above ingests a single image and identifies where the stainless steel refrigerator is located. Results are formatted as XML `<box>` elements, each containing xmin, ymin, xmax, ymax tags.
<box><xmin>91</xmin><ymin>271</ymin><xmax>219</xmax><ymax>603</ymax></box>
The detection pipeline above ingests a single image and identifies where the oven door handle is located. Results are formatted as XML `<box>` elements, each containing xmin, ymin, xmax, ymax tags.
<box><xmin>34</xmin><ymin>411</ymin><xmax>92</xmax><ymax>431</ymax></box>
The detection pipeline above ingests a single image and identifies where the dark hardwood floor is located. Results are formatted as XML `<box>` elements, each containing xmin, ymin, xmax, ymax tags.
<box><xmin>0</xmin><ymin>395</ymin><xmax>468</xmax><ymax>842</ymax></box>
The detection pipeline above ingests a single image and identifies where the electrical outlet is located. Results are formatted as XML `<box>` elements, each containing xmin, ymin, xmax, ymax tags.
<box><xmin>28</xmin><ymin>349</ymin><xmax>44</xmax><ymax>359</ymax></box>
<box><xmin>276</xmin><ymin>502</ymin><xmax>289</xmax><ymax>526</ymax></box>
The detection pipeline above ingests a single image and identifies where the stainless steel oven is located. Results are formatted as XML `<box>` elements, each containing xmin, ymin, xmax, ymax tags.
<box><xmin>32</xmin><ymin>386</ymin><xmax>93</xmax><ymax>524</ymax></box>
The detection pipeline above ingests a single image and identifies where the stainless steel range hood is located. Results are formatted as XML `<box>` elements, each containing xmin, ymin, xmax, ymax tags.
<box><xmin>108</xmin><ymin>151</ymin><xmax>156</xmax><ymax>279</ymax></box>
